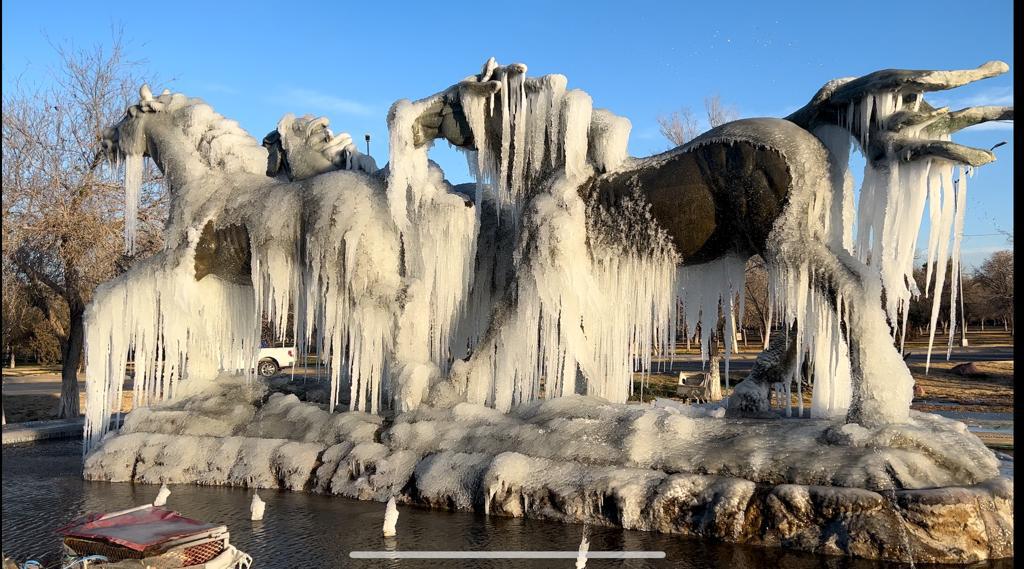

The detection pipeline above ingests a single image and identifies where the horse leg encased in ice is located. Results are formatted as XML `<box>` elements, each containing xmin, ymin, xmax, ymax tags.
<box><xmin>726</xmin><ymin>323</ymin><xmax>798</xmax><ymax>417</ymax></box>
<box><xmin>805</xmin><ymin>244</ymin><xmax>913</xmax><ymax>426</ymax></box>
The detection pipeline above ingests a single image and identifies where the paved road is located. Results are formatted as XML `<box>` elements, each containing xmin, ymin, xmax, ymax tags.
<box><xmin>1</xmin><ymin>373</ymin><xmax>111</xmax><ymax>396</ymax></box>
<box><xmin>903</xmin><ymin>346</ymin><xmax>1013</xmax><ymax>363</ymax></box>
<box><xmin>2</xmin><ymin>343</ymin><xmax>1010</xmax><ymax>391</ymax></box>
<box><xmin>653</xmin><ymin>344</ymin><xmax>1012</xmax><ymax>376</ymax></box>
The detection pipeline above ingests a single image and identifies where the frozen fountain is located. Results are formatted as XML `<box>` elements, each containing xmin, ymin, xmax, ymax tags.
<box><xmin>81</xmin><ymin>59</ymin><xmax>1013</xmax><ymax>563</ymax></box>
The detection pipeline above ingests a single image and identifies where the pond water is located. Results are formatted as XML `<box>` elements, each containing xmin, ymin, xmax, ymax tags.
<box><xmin>1</xmin><ymin>440</ymin><xmax>1012</xmax><ymax>569</ymax></box>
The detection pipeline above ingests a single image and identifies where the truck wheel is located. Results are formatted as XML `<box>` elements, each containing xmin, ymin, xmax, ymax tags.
<box><xmin>258</xmin><ymin>359</ymin><xmax>279</xmax><ymax>377</ymax></box>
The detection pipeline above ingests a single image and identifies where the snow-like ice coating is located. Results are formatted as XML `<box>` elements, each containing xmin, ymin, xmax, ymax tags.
<box><xmin>382</xmin><ymin>496</ymin><xmax>398</xmax><ymax>536</ymax></box>
<box><xmin>250</xmin><ymin>492</ymin><xmax>265</xmax><ymax>521</ymax></box>
<box><xmin>85</xmin><ymin>59</ymin><xmax>1011</xmax><ymax>459</ymax></box>
<box><xmin>152</xmin><ymin>483</ymin><xmax>170</xmax><ymax>506</ymax></box>
<box><xmin>87</xmin><ymin>377</ymin><xmax>999</xmax><ymax>492</ymax></box>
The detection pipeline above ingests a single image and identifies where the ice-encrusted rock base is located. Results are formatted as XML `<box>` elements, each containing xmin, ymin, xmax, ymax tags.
<box><xmin>83</xmin><ymin>377</ymin><xmax>1013</xmax><ymax>563</ymax></box>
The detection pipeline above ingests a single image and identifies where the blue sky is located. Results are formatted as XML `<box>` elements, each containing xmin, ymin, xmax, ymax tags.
<box><xmin>2</xmin><ymin>0</ymin><xmax>1013</xmax><ymax>267</ymax></box>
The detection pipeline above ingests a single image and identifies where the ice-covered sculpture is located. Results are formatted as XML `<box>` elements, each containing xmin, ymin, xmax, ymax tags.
<box><xmin>382</xmin><ymin>58</ymin><xmax>1012</xmax><ymax>426</ymax></box>
<box><xmin>262</xmin><ymin>113</ymin><xmax>377</xmax><ymax>180</ymax></box>
<box><xmin>85</xmin><ymin>59</ymin><xmax>1012</xmax><ymax>451</ymax></box>
<box><xmin>86</xmin><ymin>88</ymin><xmax>404</xmax><ymax>444</ymax></box>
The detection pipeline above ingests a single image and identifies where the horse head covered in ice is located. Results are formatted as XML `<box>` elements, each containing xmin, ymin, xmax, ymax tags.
<box><xmin>262</xmin><ymin>113</ymin><xmax>377</xmax><ymax>180</ymax></box>
<box><xmin>85</xmin><ymin>59</ymin><xmax>1012</xmax><ymax>450</ymax></box>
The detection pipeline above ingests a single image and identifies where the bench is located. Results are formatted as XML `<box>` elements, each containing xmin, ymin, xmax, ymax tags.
<box><xmin>675</xmin><ymin>372</ymin><xmax>712</xmax><ymax>404</ymax></box>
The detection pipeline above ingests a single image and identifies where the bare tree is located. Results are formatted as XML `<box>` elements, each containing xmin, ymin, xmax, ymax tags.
<box><xmin>959</xmin><ymin>272</ymin><xmax>991</xmax><ymax>328</ymax></box>
<box><xmin>2</xmin><ymin>35</ymin><xmax>165</xmax><ymax>418</ymax></box>
<box><xmin>743</xmin><ymin>256</ymin><xmax>772</xmax><ymax>349</ymax></box>
<box><xmin>657</xmin><ymin>94</ymin><xmax>739</xmax><ymax>149</ymax></box>
<box><xmin>973</xmin><ymin>250</ymin><xmax>1014</xmax><ymax>334</ymax></box>
<box><xmin>704</xmin><ymin>94</ymin><xmax>739</xmax><ymax>128</ymax></box>
<box><xmin>1</xmin><ymin>262</ymin><xmax>40</xmax><ymax>368</ymax></box>
<box><xmin>657</xmin><ymin>107</ymin><xmax>701</xmax><ymax>147</ymax></box>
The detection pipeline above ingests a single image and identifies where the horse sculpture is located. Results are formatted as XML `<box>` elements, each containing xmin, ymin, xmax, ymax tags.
<box><xmin>84</xmin><ymin>59</ymin><xmax>1012</xmax><ymax>448</ymax></box>
<box><xmin>85</xmin><ymin>89</ymin><xmax>407</xmax><ymax>446</ymax></box>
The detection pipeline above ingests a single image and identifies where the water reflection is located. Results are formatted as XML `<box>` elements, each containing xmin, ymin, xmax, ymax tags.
<box><xmin>2</xmin><ymin>440</ymin><xmax>1013</xmax><ymax>569</ymax></box>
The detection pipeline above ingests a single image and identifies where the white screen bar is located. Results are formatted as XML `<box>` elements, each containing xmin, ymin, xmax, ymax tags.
<box><xmin>350</xmin><ymin>551</ymin><xmax>666</xmax><ymax>559</ymax></box>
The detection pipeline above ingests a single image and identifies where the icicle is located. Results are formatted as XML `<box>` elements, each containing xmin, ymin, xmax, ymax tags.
<box><xmin>461</xmin><ymin>90</ymin><xmax>490</xmax><ymax>209</ymax></box>
<box><xmin>525</xmin><ymin>82</ymin><xmax>550</xmax><ymax>183</ymax></box>
<box><xmin>588</xmin><ymin>109</ymin><xmax>631</xmax><ymax>173</ymax></box>
<box><xmin>382</xmin><ymin>496</ymin><xmax>399</xmax><ymax>537</ymax></box>
<box><xmin>546</xmin><ymin>75</ymin><xmax>568</xmax><ymax>173</ymax></box>
<box><xmin>250</xmin><ymin>492</ymin><xmax>265</xmax><ymax>521</ymax></box>
<box><xmin>84</xmin><ymin>245</ymin><xmax>260</xmax><ymax>451</ymax></box>
<box><xmin>464</xmin><ymin>180</ymin><xmax>677</xmax><ymax>409</ymax></box>
<box><xmin>152</xmin><ymin>483</ymin><xmax>170</xmax><ymax>507</ymax></box>
<box><xmin>946</xmin><ymin>167</ymin><xmax>968</xmax><ymax>358</ymax></box>
<box><xmin>576</xmin><ymin>532</ymin><xmax>590</xmax><ymax>569</ymax></box>
<box><xmin>509</xmin><ymin>71</ymin><xmax>529</xmax><ymax>207</ymax></box>
<box><xmin>784</xmin><ymin>379</ymin><xmax>792</xmax><ymax>418</ymax></box>
<box><xmin>123</xmin><ymin>153</ymin><xmax>144</xmax><ymax>254</ymax></box>
<box><xmin>676</xmin><ymin>254</ymin><xmax>747</xmax><ymax>382</ymax></box>
<box><xmin>562</xmin><ymin>90</ymin><xmax>593</xmax><ymax>182</ymax></box>
<box><xmin>858</xmin><ymin>95</ymin><xmax>874</xmax><ymax>149</ymax></box>
<box><xmin>878</xmin><ymin>159</ymin><xmax>931</xmax><ymax>331</ymax></box>
<box><xmin>925</xmin><ymin>162</ymin><xmax>956</xmax><ymax>372</ymax></box>
<box><xmin>497</xmin><ymin>72</ymin><xmax>513</xmax><ymax>206</ymax></box>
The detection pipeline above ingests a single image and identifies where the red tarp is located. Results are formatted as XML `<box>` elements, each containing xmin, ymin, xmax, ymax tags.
<box><xmin>58</xmin><ymin>505</ymin><xmax>223</xmax><ymax>552</ymax></box>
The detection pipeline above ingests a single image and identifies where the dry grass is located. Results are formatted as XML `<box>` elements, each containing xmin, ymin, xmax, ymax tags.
<box><xmin>634</xmin><ymin>329</ymin><xmax>1014</xmax><ymax>414</ymax></box>
<box><xmin>909</xmin><ymin>360</ymin><xmax>1013</xmax><ymax>413</ymax></box>
<box><xmin>633</xmin><ymin>363</ymin><xmax>1013</xmax><ymax>413</ymax></box>
<box><xmin>630</xmin><ymin>371</ymin><xmax>748</xmax><ymax>403</ymax></box>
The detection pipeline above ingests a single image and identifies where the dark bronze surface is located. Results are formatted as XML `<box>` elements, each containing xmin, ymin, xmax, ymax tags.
<box><xmin>586</xmin><ymin>141</ymin><xmax>791</xmax><ymax>264</ymax></box>
<box><xmin>193</xmin><ymin>222</ymin><xmax>252</xmax><ymax>285</ymax></box>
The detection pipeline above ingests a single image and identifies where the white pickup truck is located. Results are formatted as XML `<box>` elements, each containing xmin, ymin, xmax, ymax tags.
<box><xmin>257</xmin><ymin>344</ymin><xmax>297</xmax><ymax>377</ymax></box>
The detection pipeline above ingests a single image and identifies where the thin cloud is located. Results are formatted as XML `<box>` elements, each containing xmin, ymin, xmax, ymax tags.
<box><xmin>274</xmin><ymin>88</ymin><xmax>377</xmax><ymax>117</ymax></box>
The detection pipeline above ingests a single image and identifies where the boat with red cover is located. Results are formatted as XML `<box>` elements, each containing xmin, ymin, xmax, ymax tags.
<box><xmin>57</xmin><ymin>505</ymin><xmax>252</xmax><ymax>568</ymax></box>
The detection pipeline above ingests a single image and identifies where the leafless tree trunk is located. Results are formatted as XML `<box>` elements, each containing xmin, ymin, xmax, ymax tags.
<box><xmin>707</xmin><ymin>338</ymin><xmax>722</xmax><ymax>401</ymax></box>
<box><xmin>656</xmin><ymin>108</ymin><xmax>700</xmax><ymax>147</ymax></box>
<box><xmin>657</xmin><ymin>94</ymin><xmax>739</xmax><ymax>149</ymax></box>
<box><xmin>60</xmin><ymin>303</ymin><xmax>86</xmax><ymax>417</ymax></box>
<box><xmin>742</xmin><ymin>256</ymin><xmax>772</xmax><ymax>351</ymax></box>
<box><xmin>704</xmin><ymin>94</ymin><xmax>739</xmax><ymax>128</ymax></box>
<box><xmin>974</xmin><ymin>250</ymin><xmax>1013</xmax><ymax>337</ymax></box>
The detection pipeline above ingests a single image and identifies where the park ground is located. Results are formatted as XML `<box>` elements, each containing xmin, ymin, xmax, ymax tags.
<box><xmin>635</xmin><ymin>328</ymin><xmax>1014</xmax><ymax>412</ymax></box>
<box><xmin>1</xmin><ymin>328</ymin><xmax>1013</xmax><ymax>448</ymax></box>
